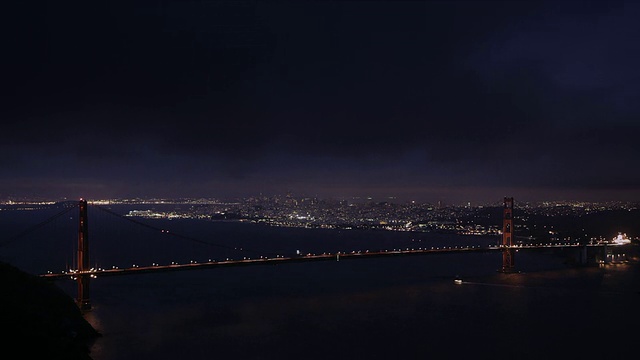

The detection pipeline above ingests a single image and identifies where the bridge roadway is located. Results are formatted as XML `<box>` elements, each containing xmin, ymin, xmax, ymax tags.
<box><xmin>40</xmin><ymin>242</ymin><xmax>620</xmax><ymax>280</ymax></box>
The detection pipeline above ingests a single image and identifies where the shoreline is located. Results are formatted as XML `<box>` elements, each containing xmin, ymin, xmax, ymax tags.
<box><xmin>1</xmin><ymin>261</ymin><xmax>101</xmax><ymax>359</ymax></box>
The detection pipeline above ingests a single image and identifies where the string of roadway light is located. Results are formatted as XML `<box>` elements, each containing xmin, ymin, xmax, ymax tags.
<box><xmin>40</xmin><ymin>240</ymin><xmax>630</xmax><ymax>280</ymax></box>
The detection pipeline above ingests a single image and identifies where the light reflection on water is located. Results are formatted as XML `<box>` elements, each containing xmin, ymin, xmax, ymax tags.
<box><xmin>73</xmin><ymin>252</ymin><xmax>639</xmax><ymax>360</ymax></box>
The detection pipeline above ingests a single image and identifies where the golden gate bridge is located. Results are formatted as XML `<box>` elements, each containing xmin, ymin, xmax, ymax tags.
<box><xmin>1</xmin><ymin>197</ymin><xmax>628</xmax><ymax>311</ymax></box>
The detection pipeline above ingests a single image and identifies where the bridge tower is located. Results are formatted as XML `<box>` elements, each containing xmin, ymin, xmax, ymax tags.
<box><xmin>501</xmin><ymin>197</ymin><xmax>515</xmax><ymax>272</ymax></box>
<box><xmin>77</xmin><ymin>199</ymin><xmax>91</xmax><ymax>311</ymax></box>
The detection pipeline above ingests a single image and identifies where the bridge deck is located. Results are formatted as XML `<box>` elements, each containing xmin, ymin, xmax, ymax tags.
<box><xmin>40</xmin><ymin>243</ymin><xmax>619</xmax><ymax>280</ymax></box>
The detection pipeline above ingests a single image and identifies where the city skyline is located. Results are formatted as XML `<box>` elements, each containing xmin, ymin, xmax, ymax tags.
<box><xmin>3</xmin><ymin>1</ymin><xmax>640</xmax><ymax>204</ymax></box>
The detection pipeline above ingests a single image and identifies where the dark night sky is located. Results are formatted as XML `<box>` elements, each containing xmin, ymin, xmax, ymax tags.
<box><xmin>2</xmin><ymin>0</ymin><xmax>640</xmax><ymax>204</ymax></box>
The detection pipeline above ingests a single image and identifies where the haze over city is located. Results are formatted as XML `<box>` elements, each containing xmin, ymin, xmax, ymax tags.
<box><xmin>3</xmin><ymin>0</ymin><xmax>640</xmax><ymax>204</ymax></box>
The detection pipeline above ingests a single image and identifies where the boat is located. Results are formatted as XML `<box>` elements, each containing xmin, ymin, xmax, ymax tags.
<box><xmin>612</xmin><ymin>232</ymin><xmax>631</xmax><ymax>245</ymax></box>
<box><xmin>454</xmin><ymin>276</ymin><xmax>462</xmax><ymax>285</ymax></box>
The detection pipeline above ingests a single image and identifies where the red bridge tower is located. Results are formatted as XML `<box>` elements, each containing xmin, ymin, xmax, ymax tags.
<box><xmin>77</xmin><ymin>199</ymin><xmax>91</xmax><ymax>310</ymax></box>
<box><xmin>501</xmin><ymin>197</ymin><xmax>515</xmax><ymax>272</ymax></box>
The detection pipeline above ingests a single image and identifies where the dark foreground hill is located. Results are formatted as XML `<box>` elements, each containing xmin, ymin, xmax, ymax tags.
<box><xmin>0</xmin><ymin>261</ymin><xmax>100</xmax><ymax>359</ymax></box>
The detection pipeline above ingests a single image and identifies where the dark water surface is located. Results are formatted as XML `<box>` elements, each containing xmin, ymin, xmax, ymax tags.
<box><xmin>2</xmin><ymin>206</ymin><xmax>638</xmax><ymax>359</ymax></box>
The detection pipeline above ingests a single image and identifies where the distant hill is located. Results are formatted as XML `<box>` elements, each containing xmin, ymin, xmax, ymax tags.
<box><xmin>0</xmin><ymin>261</ymin><xmax>100</xmax><ymax>359</ymax></box>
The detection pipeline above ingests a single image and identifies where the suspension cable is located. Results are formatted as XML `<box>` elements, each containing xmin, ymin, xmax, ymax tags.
<box><xmin>90</xmin><ymin>204</ymin><xmax>277</xmax><ymax>257</ymax></box>
<box><xmin>0</xmin><ymin>205</ymin><xmax>77</xmax><ymax>248</ymax></box>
